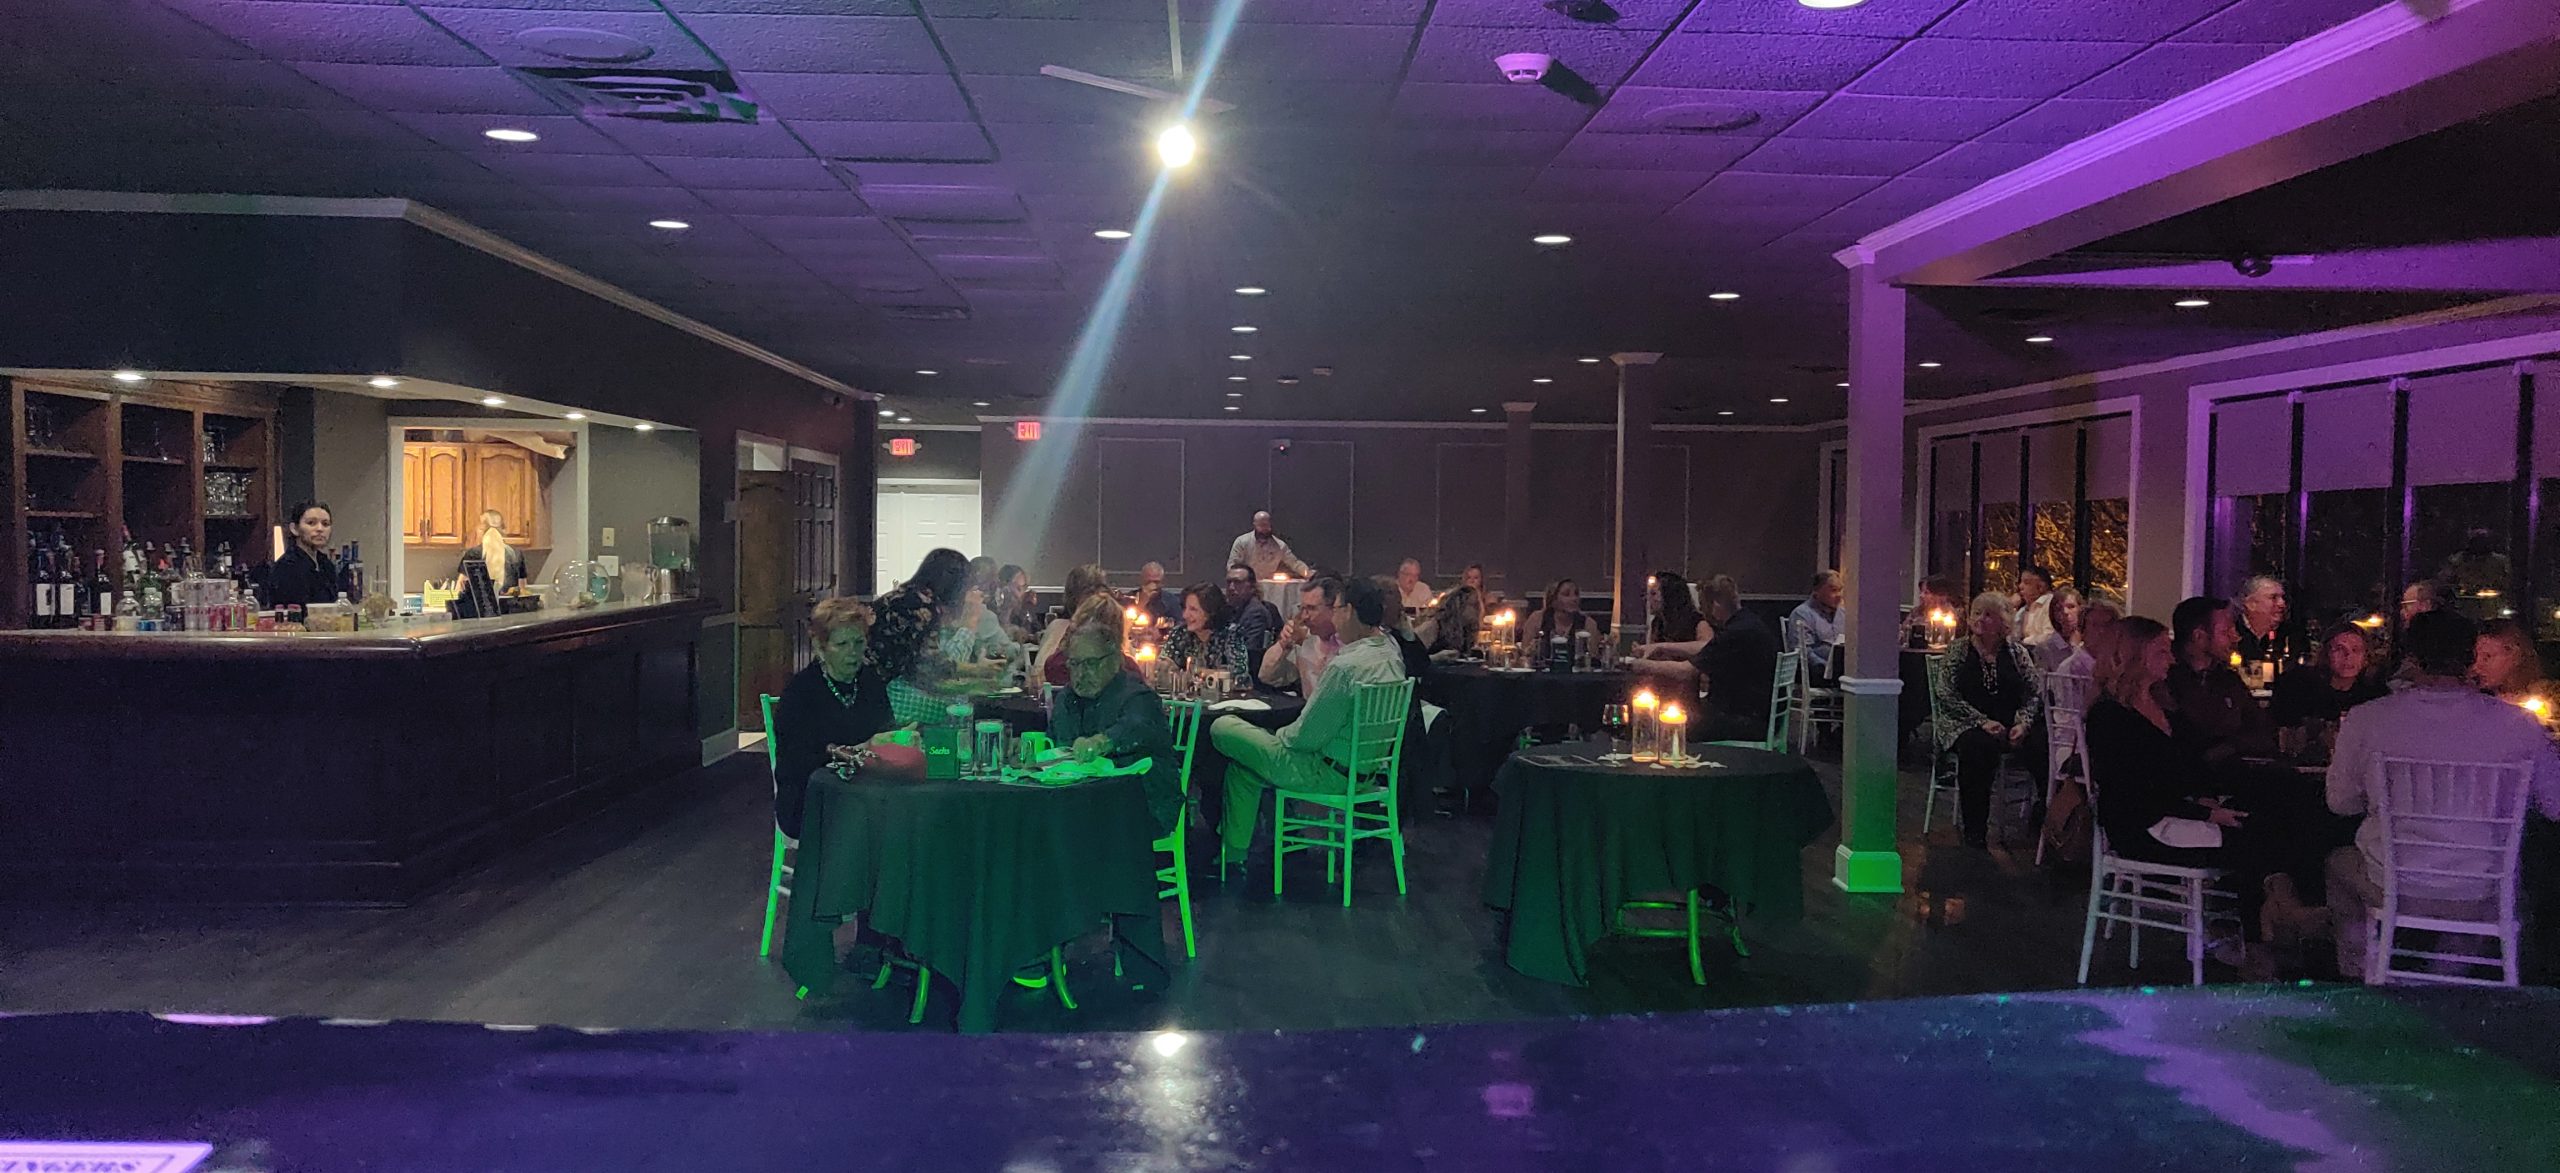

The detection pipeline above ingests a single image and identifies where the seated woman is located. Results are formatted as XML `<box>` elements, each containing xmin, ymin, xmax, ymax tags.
<box><xmin>1047</xmin><ymin>603</ymin><xmax>1182</xmax><ymax>836</ymax></box>
<box><xmin>1419</xmin><ymin>583</ymin><xmax>1484</xmax><ymax>658</ymax></box>
<box><xmin>2472</xmin><ymin>617</ymin><xmax>2552</xmax><ymax>708</ymax></box>
<box><xmin>873</xmin><ymin>548</ymin><xmax>1008</xmax><ymax>725</ymax></box>
<box><xmin>2269</xmin><ymin>623</ymin><xmax>2387</xmax><ymax>728</ymax></box>
<box><xmin>2083</xmin><ymin>616</ymin><xmax>2322</xmax><ymax>952</ymax></box>
<box><xmin>993</xmin><ymin>563</ymin><xmax>1039</xmax><ymax>641</ymax></box>
<box><xmin>936</xmin><ymin>581</ymin><xmax>1019</xmax><ymax>666</ymax></box>
<box><xmin>1164</xmin><ymin>582</ymin><xmax>1249</xmax><ymax>681</ymax></box>
<box><xmin>1624</xmin><ymin>570</ymin><xmax>1711</xmax><ymax>691</ymax></box>
<box><xmin>1931</xmin><ymin>592</ymin><xmax>2043</xmax><ymax>850</ymax></box>
<box><xmin>1034</xmin><ymin>563</ymin><xmax>1117</xmax><ymax>686</ymax></box>
<box><xmin>1524</xmin><ymin>577</ymin><xmax>1600</xmax><ymax>654</ymax></box>
<box><xmin>770</xmin><ymin>597</ymin><xmax>894</xmax><ymax>839</ymax></box>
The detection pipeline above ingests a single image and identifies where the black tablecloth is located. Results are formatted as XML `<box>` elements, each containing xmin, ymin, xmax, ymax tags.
<box><xmin>780</xmin><ymin>769</ymin><xmax>1166</xmax><ymax>1033</ymax></box>
<box><xmin>977</xmin><ymin>690</ymin><xmax>1303</xmax><ymax>846</ymax></box>
<box><xmin>1483</xmin><ymin>739</ymin><xmax>1835</xmax><ymax>986</ymax></box>
<box><xmin>1420</xmin><ymin>664</ymin><xmax>1633</xmax><ymax>794</ymax></box>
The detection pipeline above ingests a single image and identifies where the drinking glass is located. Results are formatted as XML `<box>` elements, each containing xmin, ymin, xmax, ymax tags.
<box><xmin>1600</xmin><ymin>703</ymin><xmax>1631</xmax><ymax>757</ymax></box>
<box><xmin>972</xmin><ymin>720</ymin><xmax>1008</xmax><ymax>780</ymax></box>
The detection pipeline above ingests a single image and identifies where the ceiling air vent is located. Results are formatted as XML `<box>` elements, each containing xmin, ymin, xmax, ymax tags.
<box><xmin>514</xmin><ymin>67</ymin><xmax>757</xmax><ymax>123</ymax></box>
<box><xmin>881</xmin><ymin>305</ymin><xmax>972</xmax><ymax>322</ymax></box>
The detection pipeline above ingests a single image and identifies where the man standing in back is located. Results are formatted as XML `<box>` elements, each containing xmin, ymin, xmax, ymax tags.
<box><xmin>1227</xmin><ymin>511</ymin><xmax>1311</xmax><ymax>581</ymax></box>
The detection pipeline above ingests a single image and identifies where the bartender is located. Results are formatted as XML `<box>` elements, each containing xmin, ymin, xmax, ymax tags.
<box><xmin>266</xmin><ymin>500</ymin><xmax>340</xmax><ymax>607</ymax></box>
<box><xmin>459</xmin><ymin>509</ymin><xmax>527</xmax><ymax>592</ymax></box>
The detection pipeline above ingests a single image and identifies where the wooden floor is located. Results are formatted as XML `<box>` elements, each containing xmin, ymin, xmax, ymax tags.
<box><xmin>1</xmin><ymin>746</ymin><xmax>2542</xmax><ymax>1034</ymax></box>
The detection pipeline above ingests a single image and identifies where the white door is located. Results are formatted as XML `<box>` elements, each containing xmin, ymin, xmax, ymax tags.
<box><xmin>875</xmin><ymin>484</ymin><xmax>981</xmax><ymax>595</ymax></box>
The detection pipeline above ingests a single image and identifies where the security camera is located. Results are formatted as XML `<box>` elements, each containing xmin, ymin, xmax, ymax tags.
<box><xmin>2230</xmin><ymin>252</ymin><xmax>2274</xmax><ymax>279</ymax></box>
<box><xmin>1495</xmin><ymin>52</ymin><xmax>1552</xmax><ymax>83</ymax></box>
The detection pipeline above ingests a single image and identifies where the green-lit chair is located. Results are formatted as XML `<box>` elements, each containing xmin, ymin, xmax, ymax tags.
<box><xmin>1705</xmin><ymin>650</ymin><xmax>1800</xmax><ymax>753</ymax></box>
<box><xmin>757</xmin><ymin>694</ymin><xmax>793</xmax><ymax>960</ymax></box>
<box><xmin>1273</xmin><ymin>677</ymin><xmax>1417</xmax><ymax>906</ymax></box>
<box><xmin>1158</xmin><ymin>699</ymin><xmax>1207</xmax><ymax>958</ymax></box>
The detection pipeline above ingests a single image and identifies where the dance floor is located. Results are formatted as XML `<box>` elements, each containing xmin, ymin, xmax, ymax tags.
<box><xmin>4</xmin><ymin>985</ymin><xmax>2556</xmax><ymax>1171</ymax></box>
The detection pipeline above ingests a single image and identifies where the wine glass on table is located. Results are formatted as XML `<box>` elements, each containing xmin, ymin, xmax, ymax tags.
<box><xmin>1600</xmin><ymin>703</ymin><xmax>1631</xmax><ymax>759</ymax></box>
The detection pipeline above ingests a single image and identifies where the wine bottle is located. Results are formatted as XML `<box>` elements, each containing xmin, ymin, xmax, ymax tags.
<box><xmin>56</xmin><ymin>532</ymin><xmax>83</xmax><ymax>627</ymax></box>
<box><xmin>89</xmin><ymin>550</ymin><xmax>113</xmax><ymax>628</ymax></box>
<box><xmin>31</xmin><ymin>540</ymin><xmax>56</xmax><ymax>628</ymax></box>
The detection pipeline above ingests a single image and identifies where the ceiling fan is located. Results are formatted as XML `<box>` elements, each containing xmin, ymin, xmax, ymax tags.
<box><xmin>1038</xmin><ymin>0</ymin><xmax>1236</xmax><ymax>116</ymax></box>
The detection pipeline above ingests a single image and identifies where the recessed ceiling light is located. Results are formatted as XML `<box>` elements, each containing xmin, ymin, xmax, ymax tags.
<box><xmin>2025</xmin><ymin>335</ymin><xmax>2055</xmax><ymax>344</ymax></box>
<box><xmin>1228</xmin><ymin>375</ymin><xmax>1248</xmax><ymax>382</ymax></box>
<box><xmin>971</xmin><ymin>400</ymin><xmax>990</xmax><ymax>407</ymax></box>
<box><xmin>2174</xmin><ymin>298</ymin><xmax>2212</xmax><ymax>308</ymax></box>
<box><xmin>1917</xmin><ymin>361</ymin><xmax>1942</xmax><ymax>369</ymax></box>
<box><xmin>1532</xmin><ymin>377</ymin><xmax>1553</xmax><ymax>384</ymax></box>
<box><xmin>1835</xmin><ymin>382</ymin><xmax>1849</xmax><ymax>388</ymax></box>
<box><xmin>1578</xmin><ymin>357</ymin><xmax>1601</xmax><ymax>364</ymax></box>
<box><xmin>1769</xmin><ymin>397</ymin><xmax>1790</xmax><ymax>403</ymax></box>
<box><xmin>1718</xmin><ymin>410</ymin><xmax>1736</xmax><ymax>416</ymax></box>
<box><xmin>1228</xmin><ymin>354</ymin><xmax>1251</xmax><ymax>361</ymax></box>
<box><xmin>1234</xmin><ymin>286</ymin><xmax>1267</xmax><ymax>296</ymax></box>
<box><xmin>1223</xmin><ymin>405</ymin><xmax>1240</xmax><ymax>412</ymax></box>
<box><xmin>635</xmin><ymin>423</ymin><xmax>656</xmax><ymax>432</ymax></box>
<box><xmin>483</xmin><ymin>127</ymin><xmax>539</xmax><ymax>143</ymax></box>
<box><xmin>110</xmin><ymin>370</ymin><xmax>144</xmax><ymax>383</ymax></box>
<box><xmin>1707</xmin><ymin>291</ymin><xmax>1741</xmax><ymax>301</ymax></box>
<box><xmin>1531</xmin><ymin>234</ymin><xmax>1572</xmax><ymax>246</ymax></box>
<box><xmin>480</xmin><ymin>396</ymin><xmax>507</xmax><ymax>407</ymax></box>
<box><xmin>1094</xmin><ymin>229</ymin><xmax>1133</xmax><ymax>240</ymax></box>
<box><xmin>1275</xmin><ymin>376</ymin><xmax>1301</xmax><ymax>386</ymax></box>
<box><xmin>915</xmin><ymin>369</ymin><xmax>938</xmax><ymax>376</ymax></box>
<box><xmin>1231</xmin><ymin>325</ymin><xmax>1258</xmax><ymax>333</ymax></box>
<box><xmin>896</xmin><ymin>415</ymin><xmax>912</xmax><ymax>423</ymax></box>
<box><xmin>366</xmin><ymin>376</ymin><xmax>399</xmax><ymax>389</ymax></box>
<box><xmin>647</xmin><ymin>219</ymin><xmax>689</xmax><ymax>231</ymax></box>
<box><xmin>1798</xmin><ymin>0</ymin><xmax>1870</xmax><ymax>8</ymax></box>
<box><xmin>565</xmin><ymin>411</ymin><xmax>586</xmax><ymax>420</ymax></box>
<box><xmin>879</xmin><ymin>408</ymin><xmax>896</xmax><ymax>417</ymax></box>
<box><xmin>1156</xmin><ymin>122</ymin><xmax>1197</xmax><ymax>169</ymax></box>
<box><xmin>1471</xmin><ymin>407</ymin><xmax>1489</xmax><ymax>413</ymax></box>
<box><xmin>1225</xmin><ymin>391</ymin><xmax>1244</xmax><ymax>398</ymax></box>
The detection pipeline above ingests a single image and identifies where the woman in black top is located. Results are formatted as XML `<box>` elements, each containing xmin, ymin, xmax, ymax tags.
<box><xmin>1930</xmin><ymin>592</ymin><xmax>2043</xmax><ymax>849</ymax></box>
<box><xmin>264</xmin><ymin>500</ymin><xmax>341</xmax><ymax>608</ymax></box>
<box><xmin>1525</xmin><ymin>577</ymin><xmax>1600</xmax><ymax>649</ymax></box>
<box><xmin>771</xmin><ymin>597</ymin><xmax>893</xmax><ymax>838</ymax></box>
<box><xmin>2268</xmin><ymin>623</ymin><xmax>2387</xmax><ymax>728</ymax></box>
<box><xmin>2083</xmin><ymin>616</ymin><xmax>2321</xmax><ymax>949</ymax></box>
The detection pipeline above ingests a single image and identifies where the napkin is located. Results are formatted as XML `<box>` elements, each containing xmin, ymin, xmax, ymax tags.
<box><xmin>1208</xmin><ymin>698</ymin><xmax>1272</xmax><ymax>713</ymax></box>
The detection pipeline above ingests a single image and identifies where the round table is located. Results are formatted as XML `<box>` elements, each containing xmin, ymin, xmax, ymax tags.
<box><xmin>1420</xmin><ymin>663</ymin><xmax>1632</xmax><ymax>796</ymax></box>
<box><xmin>780</xmin><ymin>768</ymin><xmax>1166</xmax><ymax>1033</ymax></box>
<box><xmin>978</xmin><ymin>689</ymin><xmax>1303</xmax><ymax>834</ymax></box>
<box><xmin>1482</xmin><ymin>740</ymin><xmax>1835</xmax><ymax>986</ymax></box>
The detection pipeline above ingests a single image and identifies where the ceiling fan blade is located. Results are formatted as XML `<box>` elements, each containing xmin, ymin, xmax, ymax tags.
<box><xmin>1037</xmin><ymin>65</ymin><xmax>1235</xmax><ymax>115</ymax></box>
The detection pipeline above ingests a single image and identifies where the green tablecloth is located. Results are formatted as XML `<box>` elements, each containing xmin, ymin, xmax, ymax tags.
<box><xmin>1483</xmin><ymin>739</ymin><xmax>1835</xmax><ymax>986</ymax></box>
<box><xmin>781</xmin><ymin>769</ymin><xmax>1166</xmax><ymax>1032</ymax></box>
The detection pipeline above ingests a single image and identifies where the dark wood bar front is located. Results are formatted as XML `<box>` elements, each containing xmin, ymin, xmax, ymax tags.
<box><xmin>0</xmin><ymin>599</ymin><xmax>721</xmax><ymax>905</ymax></box>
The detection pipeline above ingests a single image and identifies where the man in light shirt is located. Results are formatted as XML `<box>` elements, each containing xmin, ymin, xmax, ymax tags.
<box><xmin>1213</xmin><ymin>576</ymin><xmax>1408</xmax><ymax>866</ymax></box>
<box><xmin>1786</xmin><ymin>569</ymin><xmax>1845</xmax><ymax>679</ymax></box>
<box><xmin>1260</xmin><ymin>577</ymin><xmax>1344</xmax><ymax>696</ymax></box>
<box><xmin>1226</xmin><ymin>511</ymin><xmax>1311</xmax><ymax>581</ymax></box>
<box><xmin>2012</xmin><ymin>565</ymin><xmax>2056</xmax><ymax>646</ymax></box>
<box><xmin>1394</xmin><ymin>558</ymin><xmax>1435</xmax><ymax>611</ymax></box>
<box><xmin>2325</xmin><ymin>611</ymin><xmax>2560</xmax><ymax>979</ymax></box>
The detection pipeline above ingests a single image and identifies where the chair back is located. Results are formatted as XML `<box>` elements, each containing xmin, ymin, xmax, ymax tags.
<box><xmin>1164</xmin><ymin>699</ymin><xmax>1205</xmax><ymax>796</ymax></box>
<box><xmin>1760</xmin><ymin>650</ymin><xmax>1800</xmax><ymax>750</ymax></box>
<box><xmin>2044</xmin><ymin>670</ymin><xmax>2088</xmax><ymax>719</ymax></box>
<box><xmin>759</xmin><ymin>693</ymin><xmax>782</xmax><ymax>784</ymax></box>
<box><xmin>2370</xmin><ymin>757</ymin><xmax>2533</xmax><ymax>911</ymax></box>
<box><xmin>1348</xmin><ymin>678</ymin><xmax>1418</xmax><ymax>785</ymax></box>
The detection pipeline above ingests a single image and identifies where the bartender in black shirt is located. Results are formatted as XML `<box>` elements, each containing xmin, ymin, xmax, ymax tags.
<box><xmin>265</xmin><ymin>500</ymin><xmax>340</xmax><ymax>608</ymax></box>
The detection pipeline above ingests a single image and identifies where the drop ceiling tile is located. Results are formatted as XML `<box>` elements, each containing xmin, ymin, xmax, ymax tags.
<box><xmin>1387</xmin><ymin>83</ymin><xmax>1602</xmax><ymax>130</ymax></box>
<box><xmin>417</xmin><ymin>7</ymin><xmax>726</xmax><ymax>70</ymax></box>
<box><xmin>670</xmin><ymin>0</ymin><xmax>914</xmax><ymax>14</ymax></box>
<box><xmin>738</xmin><ymin>71</ymin><xmax>975</xmax><ymax>121</ymax></box>
<box><xmin>696</xmin><ymin>188</ymin><xmax>868</xmax><ymax>214</ymax></box>
<box><xmin>2064</xmin><ymin>41</ymin><xmax>2286</xmax><ymax>100</ymax></box>
<box><xmin>1210</xmin><ymin>80</ymin><xmax>1401</xmax><ymax>123</ymax></box>
<box><xmin>1521</xmin><ymin>168</ymin><xmax>1713</xmax><ymax>210</ymax></box>
<box><xmin>1902</xmin><ymin>138</ymin><xmax>2057</xmax><ymax>181</ymax></box>
<box><xmin>1789</xmin><ymin>175</ymin><xmax>1981</xmax><ymax>238</ymax></box>
<box><xmin>427</xmin><ymin>0</ymin><xmax>666</xmax><ymax>10</ymax></box>
<box><xmin>537</xmin><ymin>185</ymin><xmax>715</xmax><ymax>214</ymax></box>
<box><xmin>8</xmin><ymin>0</ymin><xmax>262</xmax><ymax>61</ymax></box>
<box><xmin>1584</xmin><ymin>87</ymin><xmax>1827</xmax><ymax>135</ymax></box>
<box><xmin>1734</xmin><ymin>136</ymin><xmax>1949</xmax><ymax>177</ymax></box>
<box><xmin>1676</xmin><ymin>0</ymin><xmax>1964</xmax><ymax>36</ymax></box>
<box><xmin>1209</xmin><ymin>22</ymin><xmax>1416</xmax><ymax>82</ymax></box>
<box><xmin>734</xmin><ymin>213</ymin><xmax>901</xmax><ymax>241</ymax></box>
<box><xmin>642</xmin><ymin>154</ymin><xmax>843</xmax><ymax>188</ymax></box>
<box><xmin>796</xmin><ymin>120</ymin><xmax>995</xmax><ymax>161</ymax></box>
<box><xmin>587</xmin><ymin>116</ymin><xmax>814</xmax><ymax>157</ymax></box>
<box><xmin>1848</xmin><ymin>38</ymin><xmax>2144</xmax><ymax>99</ymax></box>
<box><xmin>1979</xmin><ymin>97</ymin><xmax>2155</xmax><ymax>142</ymax></box>
<box><xmin>1784</xmin><ymin>94</ymin><xmax>2036</xmax><ymax>142</ymax></box>
<box><xmin>1680</xmin><ymin>170</ymin><xmax>1885</xmax><ymax>210</ymax></box>
<box><xmin>934</xmin><ymin>17</ymin><xmax>1171</xmax><ymax>79</ymax></box>
<box><xmin>1431</xmin><ymin>0</ymin><xmax>1691</xmax><ymax>30</ymax></box>
<box><xmin>400</xmin><ymin>182</ymin><xmax>562</xmax><ymax>212</ymax></box>
<box><xmin>1548</xmin><ymin>131</ymin><xmax>1761</xmax><ymax>171</ymax></box>
<box><xmin>477</xmin><ymin>151</ymin><xmax>679</xmax><ymax>185</ymax></box>
<box><xmin>1365</xmin><ymin>129</ymin><xmax>1577</xmax><ymax>164</ymax></box>
<box><xmin>291</xmin><ymin>62</ymin><xmax>556</xmax><ymax>113</ymax></box>
<box><xmin>165</xmin><ymin>1</ymin><xmax>486</xmax><ymax>66</ymax></box>
<box><xmin>388</xmin><ymin>111</ymin><xmax>624</xmax><ymax>152</ymax></box>
<box><xmin>1929</xmin><ymin>0</ymin><xmax>2237</xmax><ymax>42</ymax></box>
<box><xmin>1405</xmin><ymin>24</ymin><xmax>1657</xmax><ymax>87</ymax></box>
<box><xmin>60</xmin><ymin>59</ymin><xmax>364</xmax><ymax>110</ymax></box>
<box><xmin>2171</xmin><ymin>0</ymin><xmax>2378</xmax><ymax>42</ymax></box>
<box><xmin>1623</xmin><ymin>33</ymin><xmax>1901</xmax><ymax>92</ymax></box>
<box><xmin>679</xmin><ymin>13</ymin><xmax>944</xmax><ymax>73</ymax></box>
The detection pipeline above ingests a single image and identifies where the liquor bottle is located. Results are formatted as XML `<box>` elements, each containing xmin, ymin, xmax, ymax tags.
<box><xmin>345</xmin><ymin>541</ymin><xmax>366</xmax><ymax>602</ymax></box>
<box><xmin>213</xmin><ymin>541</ymin><xmax>233</xmax><ymax>578</ymax></box>
<box><xmin>29</xmin><ymin>536</ymin><xmax>56</xmax><ymax>628</ymax></box>
<box><xmin>56</xmin><ymin>532</ymin><xmax>84</xmax><ymax>627</ymax></box>
<box><xmin>89</xmin><ymin>550</ymin><xmax>113</xmax><ymax>628</ymax></box>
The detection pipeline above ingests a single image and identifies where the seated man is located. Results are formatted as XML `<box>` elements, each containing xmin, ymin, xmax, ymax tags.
<box><xmin>1134</xmin><ymin>560</ymin><xmax>1180</xmax><ymax>625</ymax></box>
<box><xmin>1049</xmin><ymin>620</ymin><xmax>1182</xmax><ymax>836</ymax></box>
<box><xmin>2163</xmin><ymin>595</ymin><xmax>2277</xmax><ymax>768</ymax></box>
<box><xmin>1394</xmin><ymin>557</ymin><xmax>1435</xmax><ymax>611</ymax></box>
<box><xmin>1692</xmin><ymin>574</ymin><xmax>1781</xmax><ymax>743</ymax></box>
<box><xmin>1787</xmin><ymin>569</ymin><xmax>1845</xmax><ymax>680</ymax></box>
<box><xmin>1260</xmin><ymin>575</ymin><xmax>1346</xmax><ymax>696</ymax></box>
<box><xmin>2325</xmin><ymin>611</ymin><xmax>2560</xmax><ymax>979</ymax></box>
<box><xmin>1213</xmin><ymin>576</ymin><xmax>1407</xmax><ymax>867</ymax></box>
<box><xmin>1222</xmin><ymin>563</ymin><xmax>1283</xmax><ymax>679</ymax></box>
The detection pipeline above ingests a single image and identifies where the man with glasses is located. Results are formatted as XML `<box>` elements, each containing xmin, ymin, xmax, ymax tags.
<box><xmin>1050</xmin><ymin>621</ymin><xmax>1180</xmax><ymax>836</ymax></box>
<box><xmin>1213</xmin><ymin>576</ymin><xmax>1407</xmax><ymax>868</ymax></box>
<box><xmin>1261</xmin><ymin>576</ymin><xmax>1347</xmax><ymax>697</ymax></box>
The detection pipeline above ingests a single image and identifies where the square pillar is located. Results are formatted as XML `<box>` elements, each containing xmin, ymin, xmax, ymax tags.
<box><xmin>1835</xmin><ymin>265</ymin><xmax>1907</xmax><ymax>895</ymax></box>
<box><xmin>1610</xmin><ymin>353</ymin><xmax>1663</xmax><ymax>643</ymax></box>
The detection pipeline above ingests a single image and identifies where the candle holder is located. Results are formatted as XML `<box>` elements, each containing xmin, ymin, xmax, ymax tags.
<box><xmin>1631</xmin><ymin>688</ymin><xmax>1660</xmax><ymax>764</ymax></box>
<box><xmin>1135</xmin><ymin>643</ymin><xmax>1160</xmax><ymax>689</ymax></box>
<box><xmin>1659</xmin><ymin>702</ymin><xmax>1689</xmax><ymax>766</ymax></box>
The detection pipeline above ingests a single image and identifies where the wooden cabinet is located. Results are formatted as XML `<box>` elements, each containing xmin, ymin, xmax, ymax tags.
<box><xmin>402</xmin><ymin>442</ymin><xmax>546</xmax><ymax>549</ymax></box>
<box><xmin>405</xmin><ymin>443</ymin><xmax>470</xmax><ymax>546</ymax></box>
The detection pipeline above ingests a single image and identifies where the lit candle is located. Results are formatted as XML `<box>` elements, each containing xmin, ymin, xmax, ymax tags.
<box><xmin>1272</xmin><ymin>571</ymin><xmax>1289</xmax><ymax>583</ymax></box>
<box><xmin>1659</xmin><ymin>702</ymin><xmax>1688</xmax><ymax>764</ymax></box>
<box><xmin>1631</xmin><ymin>688</ymin><xmax>1660</xmax><ymax>763</ymax></box>
<box><xmin>1135</xmin><ymin>643</ymin><xmax>1157</xmax><ymax>664</ymax></box>
<box><xmin>2524</xmin><ymin>695</ymin><xmax>2548</xmax><ymax>725</ymax></box>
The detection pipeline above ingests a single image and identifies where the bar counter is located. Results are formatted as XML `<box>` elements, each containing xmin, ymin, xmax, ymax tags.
<box><xmin>0</xmin><ymin>599</ymin><xmax>722</xmax><ymax>905</ymax></box>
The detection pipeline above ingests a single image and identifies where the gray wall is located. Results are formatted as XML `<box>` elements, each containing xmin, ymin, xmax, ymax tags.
<box><xmin>881</xmin><ymin>428</ymin><xmax>981</xmax><ymax>481</ymax></box>
<box><xmin>311</xmin><ymin>390</ymin><xmax>392</xmax><ymax>572</ymax></box>
<box><xmin>978</xmin><ymin>419</ymin><xmax>1823</xmax><ymax>597</ymax></box>
<box><xmin>588</xmin><ymin>425</ymin><xmax>703</xmax><ymax>586</ymax></box>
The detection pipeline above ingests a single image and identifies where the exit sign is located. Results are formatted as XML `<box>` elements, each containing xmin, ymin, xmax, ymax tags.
<box><xmin>1014</xmin><ymin>420</ymin><xmax>1042</xmax><ymax>441</ymax></box>
<box><xmin>888</xmin><ymin>437</ymin><xmax>917</xmax><ymax>457</ymax></box>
